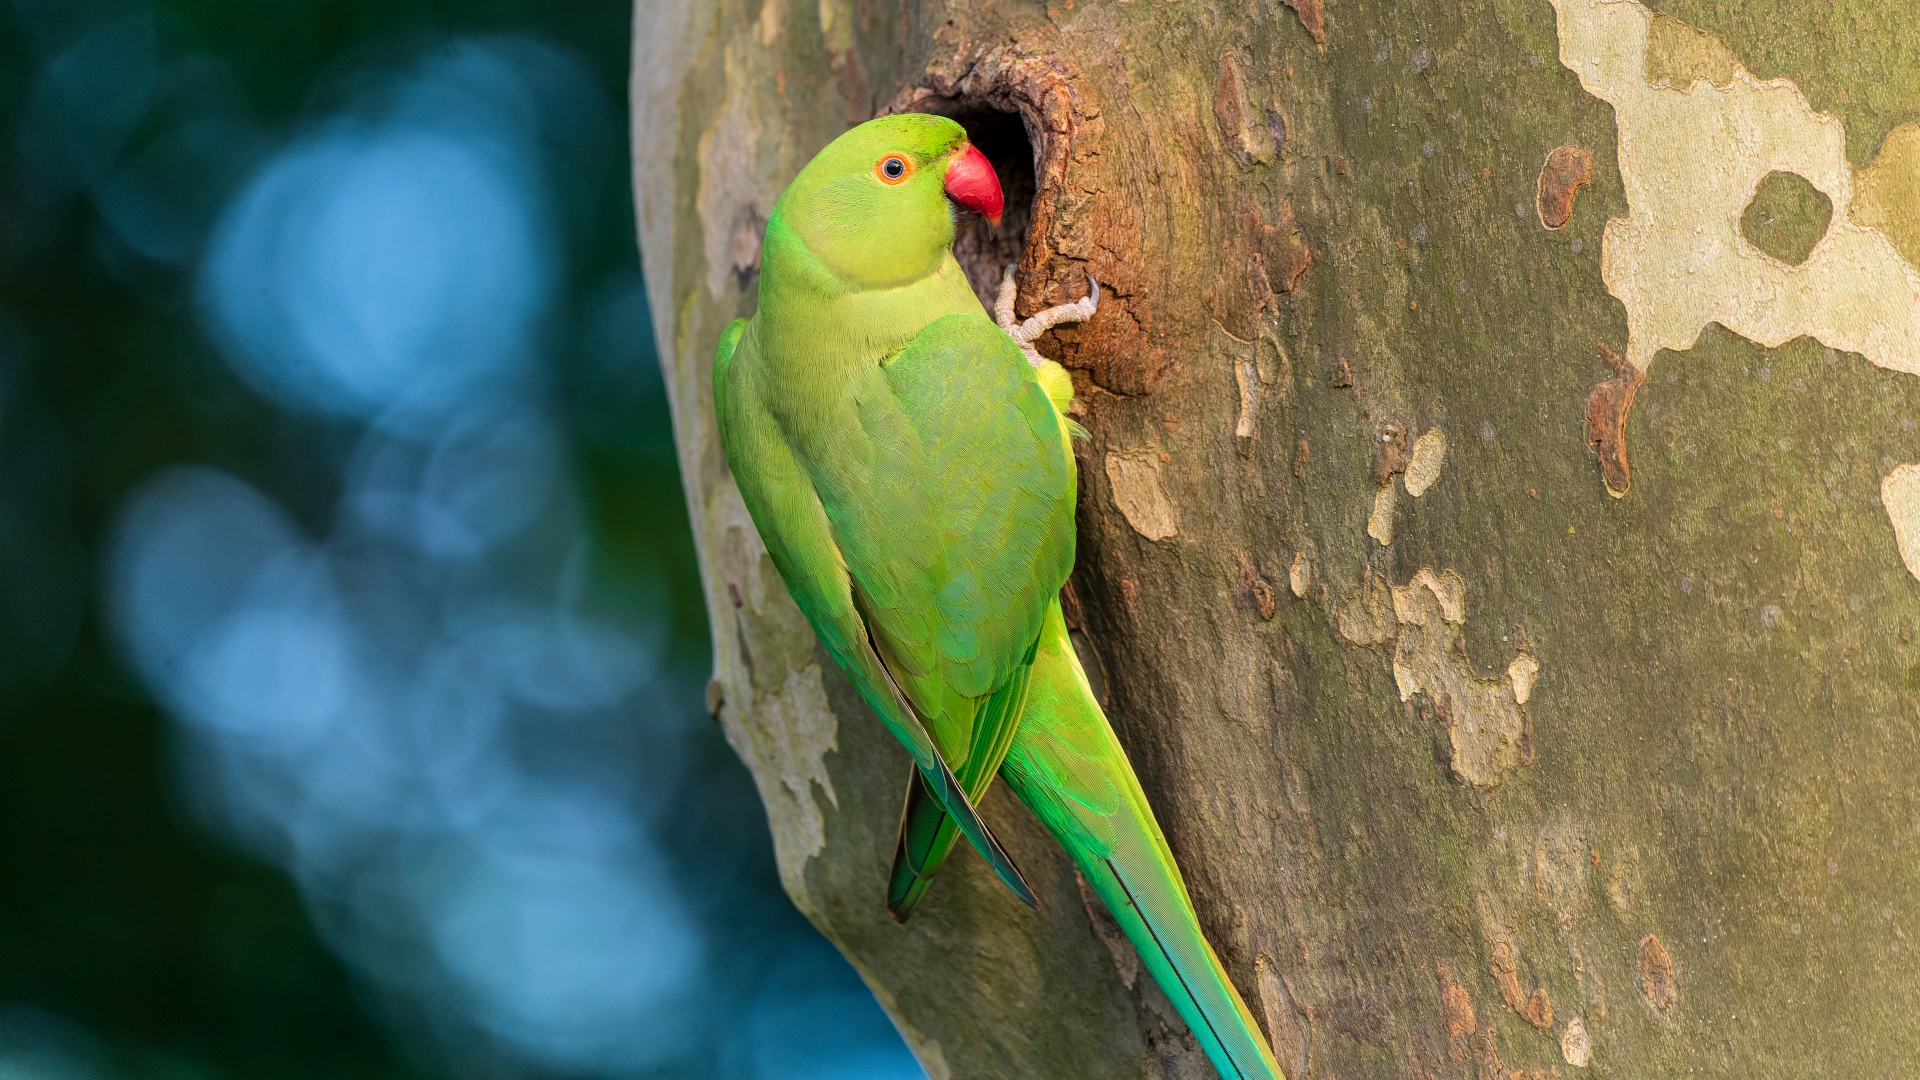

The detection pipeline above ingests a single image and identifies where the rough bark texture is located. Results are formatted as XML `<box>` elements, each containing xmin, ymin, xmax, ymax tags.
<box><xmin>631</xmin><ymin>1</ymin><xmax>1920</xmax><ymax>1076</ymax></box>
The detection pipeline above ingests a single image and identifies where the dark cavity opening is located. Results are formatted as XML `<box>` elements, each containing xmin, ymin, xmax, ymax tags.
<box><xmin>941</xmin><ymin>108</ymin><xmax>1037</xmax><ymax>310</ymax></box>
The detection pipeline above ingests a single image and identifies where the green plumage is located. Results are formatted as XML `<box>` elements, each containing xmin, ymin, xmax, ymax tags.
<box><xmin>714</xmin><ymin>114</ymin><xmax>1285</xmax><ymax>1080</ymax></box>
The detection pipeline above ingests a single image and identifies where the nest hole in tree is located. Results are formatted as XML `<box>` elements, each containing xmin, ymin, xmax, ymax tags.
<box><xmin>939</xmin><ymin>107</ymin><xmax>1039</xmax><ymax>311</ymax></box>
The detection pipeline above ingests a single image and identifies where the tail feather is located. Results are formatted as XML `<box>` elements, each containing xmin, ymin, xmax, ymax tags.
<box><xmin>886</xmin><ymin>768</ymin><xmax>956</xmax><ymax>919</ymax></box>
<box><xmin>925</xmin><ymin>750</ymin><xmax>1038</xmax><ymax>911</ymax></box>
<box><xmin>864</xmin><ymin>621</ymin><xmax>1040</xmax><ymax>912</ymax></box>
<box><xmin>1000</xmin><ymin>601</ymin><xmax>1285</xmax><ymax>1080</ymax></box>
<box><xmin>1080</xmin><ymin>835</ymin><xmax>1281</xmax><ymax>1080</ymax></box>
<box><xmin>888</xmin><ymin>650</ymin><xmax>1036</xmax><ymax>921</ymax></box>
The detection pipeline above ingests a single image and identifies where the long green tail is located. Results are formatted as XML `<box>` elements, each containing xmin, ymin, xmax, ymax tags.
<box><xmin>1006</xmin><ymin>602</ymin><xmax>1283</xmax><ymax>1080</ymax></box>
<box><xmin>902</xmin><ymin>600</ymin><xmax>1285</xmax><ymax>1080</ymax></box>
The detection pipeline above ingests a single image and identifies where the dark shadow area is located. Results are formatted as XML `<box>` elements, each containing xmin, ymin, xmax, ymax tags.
<box><xmin>944</xmin><ymin>108</ymin><xmax>1037</xmax><ymax>310</ymax></box>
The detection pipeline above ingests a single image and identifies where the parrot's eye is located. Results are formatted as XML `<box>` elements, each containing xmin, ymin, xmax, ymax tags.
<box><xmin>877</xmin><ymin>154</ymin><xmax>911</xmax><ymax>183</ymax></box>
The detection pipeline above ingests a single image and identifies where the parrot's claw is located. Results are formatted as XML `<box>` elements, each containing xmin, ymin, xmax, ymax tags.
<box><xmin>995</xmin><ymin>265</ymin><xmax>1020</xmax><ymax>333</ymax></box>
<box><xmin>994</xmin><ymin>265</ymin><xmax>1100</xmax><ymax>368</ymax></box>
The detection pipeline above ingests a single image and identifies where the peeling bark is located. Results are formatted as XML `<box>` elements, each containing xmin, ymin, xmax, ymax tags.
<box><xmin>1534</xmin><ymin>145</ymin><xmax>1592</xmax><ymax>231</ymax></box>
<box><xmin>1583</xmin><ymin>340</ymin><xmax>1644</xmax><ymax>497</ymax></box>
<box><xmin>633</xmin><ymin>0</ymin><xmax>1920</xmax><ymax>1076</ymax></box>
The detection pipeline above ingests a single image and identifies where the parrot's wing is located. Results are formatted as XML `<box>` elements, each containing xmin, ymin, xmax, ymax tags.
<box><xmin>717</xmin><ymin>318</ymin><xmax>938</xmax><ymax>763</ymax></box>
<box><xmin>846</xmin><ymin>313</ymin><xmax>1073</xmax><ymax>914</ymax></box>
<box><xmin>715</xmin><ymin>316</ymin><xmax>1040</xmax><ymax>907</ymax></box>
<box><xmin>876</xmin><ymin>316</ymin><xmax>1101</xmax><ymax>917</ymax></box>
<box><xmin>845</xmin><ymin>312</ymin><xmax>1076</xmax><ymax>758</ymax></box>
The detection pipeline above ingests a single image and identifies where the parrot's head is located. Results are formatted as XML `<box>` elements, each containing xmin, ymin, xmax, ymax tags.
<box><xmin>774</xmin><ymin>113</ymin><xmax>1003</xmax><ymax>290</ymax></box>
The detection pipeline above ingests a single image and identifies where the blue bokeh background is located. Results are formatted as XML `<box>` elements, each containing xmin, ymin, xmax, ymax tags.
<box><xmin>0</xmin><ymin>3</ymin><xmax>923</xmax><ymax>1077</ymax></box>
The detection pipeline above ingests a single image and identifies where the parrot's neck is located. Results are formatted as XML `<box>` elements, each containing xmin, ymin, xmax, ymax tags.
<box><xmin>754</xmin><ymin>213</ymin><xmax>985</xmax><ymax>379</ymax></box>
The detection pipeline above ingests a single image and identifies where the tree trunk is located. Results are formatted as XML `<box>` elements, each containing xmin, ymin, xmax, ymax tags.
<box><xmin>631</xmin><ymin>0</ymin><xmax>1920</xmax><ymax>1075</ymax></box>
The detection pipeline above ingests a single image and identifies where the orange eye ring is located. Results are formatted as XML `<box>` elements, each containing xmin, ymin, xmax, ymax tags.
<box><xmin>875</xmin><ymin>153</ymin><xmax>913</xmax><ymax>184</ymax></box>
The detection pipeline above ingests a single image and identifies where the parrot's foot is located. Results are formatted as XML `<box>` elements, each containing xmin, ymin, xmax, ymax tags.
<box><xmin>995</xmin><ymin>265</ymin><xmax>1098</xmax><ymax>367</ymax></box>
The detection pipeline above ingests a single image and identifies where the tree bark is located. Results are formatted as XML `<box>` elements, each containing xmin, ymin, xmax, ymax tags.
<box><xmin>631</xmin><ymin>1</ymin><xmax>1920</xmax><ymax>1075</ymax></box>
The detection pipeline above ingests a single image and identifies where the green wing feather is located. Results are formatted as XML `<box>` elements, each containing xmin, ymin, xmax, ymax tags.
<box><xmin>856</xmin><ymin>314</ymin><xmax>1072</xmax><ymax>919</ymax></box>
<box><xmin>860</xmin><ymin>314</ymin><xmax>1072</xmax><ymax>741</ymax></box>
<box><xmin>886</xmin><ymin>632</ymin><xmax>1035</xmax><ymax>920</ymax></box>
<box><xmin>883</xmin><ymin>345</ymin><xmax>1093</xmax><ymax>920</ymax></box>
<box><xmin>717</xmin><ymin>311</ymin><xmax>1072</xmax><ymax>909</ymax></box>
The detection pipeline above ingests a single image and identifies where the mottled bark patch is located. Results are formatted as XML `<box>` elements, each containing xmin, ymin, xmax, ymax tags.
<box><xmin>712</xmin><ymin>513</ymin><xmax>843</xmax><ymax>909</ymax></box>
<box><xmin>1104</xmin><ymin>450</ymin><xmax>1179</xmax><ymax>540</ymax></box>
<box><xmin>1583</xmin><ymin>341</ymin><xmax>1645</xmax><ymax>497</ymax></box>
<box><xmin>1437</xmin><ymin>961</ymin><xmax>1477</xmax><ymax>1062</ymax></box>
<box><xmin>1288</xmin><ymin>551</ymin><xmax>1310</xmax><ymax>598</ymax></box>
<box><xmin>1403</xmin><ymin>428</ymin><xmax>1447</xmax><ymax>497</ymax></box>
<box><xmin>1644</xmin><ymin>12</ymin><xmax>1737</xmax><ymax>89</ymax></box>
<box><xmin>1489</xmin><ymin>940</ymin><xmax>1527</xmax><ymax>1013</ymax></box>
<box><xmin>1524</xmin><ymin>986</ymin><xmax>1555</xmax><ymax>1030</ymax></box>
<box><xmin>1234</xmin><ymin>359</ymin><xmax>1260</xmax><ymax>438</ymax></box>
<box><xmin>1366</xmin><ymin>483</ymin><xmax>1397</xmax><ymax>546</ymax></box>
<box><xmin>1561</xmin><ymin>1015</ymin><xmax>1592</xmax><ymax>1067</ymax></box>
<box><xmin>1335</xmin><ymin>565</ymin><xmax>1396</xmax><ymax>645</ymax></box>
<box><xmin>722</xmin><ymin>660</ymin><xmax>840</xmax><ymax>905</ymax></box>
<box><xmin>1474</xmin><ymin>1025</ymin><xmax>1507</xmax><ymax>1076</ymax></box>
<box><xmin>1851</xmin><ymin>123</ymin><xmax>1920</xmax><ymax>271</ymax></box>
<box><xmin>1391</xmin><ymin>569</ymin><xmax>1535</xmax><ymax>787</ymax></box>
<box><xmin>1881</xmin><ymin>465</ymin><xmax>1920</xmax><ymax>582</ymax></box>
<box><xmin>1282</xmin><ymin>0</ymin><xmax>1325</xmax><ymax>46</ymax></box>
<box><xmin>816</xmin><ymin>0</ymin><xmax>872</xmax><ymax>121</ymax></box>
<box><xmin>1213</xmin><ymin>52</ymin><xmax>1274</xmax><ymax>165</ymax></box>
<box><xmin>1217</xmin><ymin>203</ymin><xmax>1316</xmax><ymax>342</ymax></box>
<box><xmin>1252</xmin><ymin>578</ymin><xmax>1277</xmax><ymax>620</ymax></box>
<box><xmin>1374</xmin><ymin>418</ymin><xmax>1409</xmax><ymax>485</ymax></box>
<box><xmin>1554</xmin><ymin>0</ymin><xmax>1920</xmax><ymax>580</ymax></box>
<box><xmin>1740</xmin><ymin>170</ymin><xmax>1832</xmax><ymax>267</ymax></box>
<box><xmin>1535</xmin><ymin>145</ymin><xmax>1593</xmax><ymax>230</ymax></box>
<box><xmin>1252</xmin><ymin>204</ymin><xmax>1315</xmax><ymax>300</ymax></box>
<box><xmin>1506</xmin><ymin>654</ymin><xmax>1539</xmax><ymax>704</ymax></box>
<box><xmin>1638</xmin><ymin>933</ymin><xmax>1677</xmax><ymax>1014</ymax></box>
<box><xmin>694</xmin><ymin>53</ymin><xmax>777</xmax><ymax>300</ymax></box>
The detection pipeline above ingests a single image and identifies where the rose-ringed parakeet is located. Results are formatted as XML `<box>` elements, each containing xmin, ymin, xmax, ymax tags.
<box><xmin>713</xmin><ymin>113</ymin><xmax>1284</xmax><ymax>1080</ymax></box>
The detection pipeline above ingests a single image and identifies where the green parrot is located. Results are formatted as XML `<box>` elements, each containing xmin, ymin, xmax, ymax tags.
<box><xmin>713</xmin><ymin>113</ymin><xmax>1285</xmax><ymax>1080</ymax></box>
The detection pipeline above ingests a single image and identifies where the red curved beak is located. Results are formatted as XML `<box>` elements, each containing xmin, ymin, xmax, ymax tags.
<box><xmin>943</xmin><ymin>143</ymin><xmax>1003</xmax><ymax>226</ymax></box>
